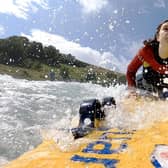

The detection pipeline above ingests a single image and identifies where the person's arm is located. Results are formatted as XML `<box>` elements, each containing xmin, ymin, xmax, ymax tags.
<box><xmin>126</xmin><ymin>51</ymin><xmax>143</xmax><ymax>88</ymax></box>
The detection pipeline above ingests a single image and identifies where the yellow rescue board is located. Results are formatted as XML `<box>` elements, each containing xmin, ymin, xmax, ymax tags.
<box><xmin>3</xmin><ymin>120</ymin><xmax>168</xmax><ymax>168</ymax></box>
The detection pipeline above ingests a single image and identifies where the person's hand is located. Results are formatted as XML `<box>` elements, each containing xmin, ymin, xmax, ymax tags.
<box><xmin>126</xmin><ymin>87</ymin><xmax>138</xmax><ymax>98</ymax></box>
<box><xmin>121</xmin><ymin>87</ymin><xmax>140</xmax><ymax>113</ymax></box>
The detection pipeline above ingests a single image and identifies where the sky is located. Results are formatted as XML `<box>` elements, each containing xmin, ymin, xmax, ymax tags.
<box><xmin>0</xmin><ymin>0</ymin><xmax>168</xmax><ymax>73</ymax></box>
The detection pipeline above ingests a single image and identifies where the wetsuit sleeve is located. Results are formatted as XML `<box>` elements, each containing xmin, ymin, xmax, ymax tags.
<box><xmin>126</xmin><ymin>51</ymin><xmax>143</xmax><ymax>87</ymax></box>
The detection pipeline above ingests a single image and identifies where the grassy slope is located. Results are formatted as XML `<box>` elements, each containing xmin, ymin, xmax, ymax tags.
<box><xmin>0</xmin><ymin>63</ymin><xmax>126</xmax><ymax>86</ymax></box>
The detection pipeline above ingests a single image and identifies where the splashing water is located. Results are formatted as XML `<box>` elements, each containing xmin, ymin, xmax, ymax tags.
<box><xmin>0</xmin><ymin>74</ymin><xmax>168</xmax><ymax>164</ymax></box>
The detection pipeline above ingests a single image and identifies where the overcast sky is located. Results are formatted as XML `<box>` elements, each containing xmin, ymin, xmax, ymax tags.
<box><xmin>0</xmin><ymin>0</ymin><xmax>168</xmax><ymax>72</ymax></box>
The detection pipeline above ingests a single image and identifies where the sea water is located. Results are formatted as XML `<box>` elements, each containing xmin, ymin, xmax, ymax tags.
<box><xmin>0</xmin><ymin>74</ymin><xmax>168</xmax><ymax>164</ymax></box>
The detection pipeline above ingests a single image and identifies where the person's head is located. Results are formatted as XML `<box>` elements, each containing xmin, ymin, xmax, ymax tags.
<box><xmin>155</xmin><ymin>20</ymin><xmax>168</xmax><ymax>42</ymax></box>
<box><xmin>144</xmin><ymin>19</ymin><xmax>168</xmax><ymax>45</ymax></box>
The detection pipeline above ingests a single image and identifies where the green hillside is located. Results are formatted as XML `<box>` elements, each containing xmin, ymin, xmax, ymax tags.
<box><xmin>0</xmin><ymin>36</ymin><xmax>126</xmax><ymax>86</ymax></box>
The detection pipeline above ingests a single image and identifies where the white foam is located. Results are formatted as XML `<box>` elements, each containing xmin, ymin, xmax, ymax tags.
<box><xmin>0</xmin><ymin>74</ymin><xmax>168</xmax><ymax>160</ymax></box>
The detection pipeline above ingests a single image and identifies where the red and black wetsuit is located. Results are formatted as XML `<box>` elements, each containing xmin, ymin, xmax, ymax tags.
<box><xmin>127</xmin><ymin>42</ymin><xmax>168</xmax><ymax>89</ymax></box>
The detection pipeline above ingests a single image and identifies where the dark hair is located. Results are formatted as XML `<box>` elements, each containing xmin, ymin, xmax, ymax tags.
<box><xmin>143</xmin><ymin>19</ymin><xmax>168</xmax><ymax>46</ymax></box>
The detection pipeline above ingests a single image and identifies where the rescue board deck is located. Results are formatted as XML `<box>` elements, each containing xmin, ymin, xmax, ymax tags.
<box><xmin>3</xmin><ymin>121</ymin><xmax>168</xmax><ymax>168</ymax></box>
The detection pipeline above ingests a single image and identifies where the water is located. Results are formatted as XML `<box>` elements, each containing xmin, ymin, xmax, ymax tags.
<box><xmin>0</xmin><ymin>74</ymin><xmax>168</xmax><ymax>164</ymax></box>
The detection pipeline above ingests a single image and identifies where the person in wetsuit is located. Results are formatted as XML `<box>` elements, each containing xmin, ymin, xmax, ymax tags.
<box><xmin>127</xmin><ymin>20</ymin><xmax>168</xmax><ymax>98</ymax></box>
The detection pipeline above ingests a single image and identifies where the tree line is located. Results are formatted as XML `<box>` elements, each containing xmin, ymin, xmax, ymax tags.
<box><xmin>0</xmin><ymin>36</ymin><xmax>89</xmax><ymax>69</ymax></box>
